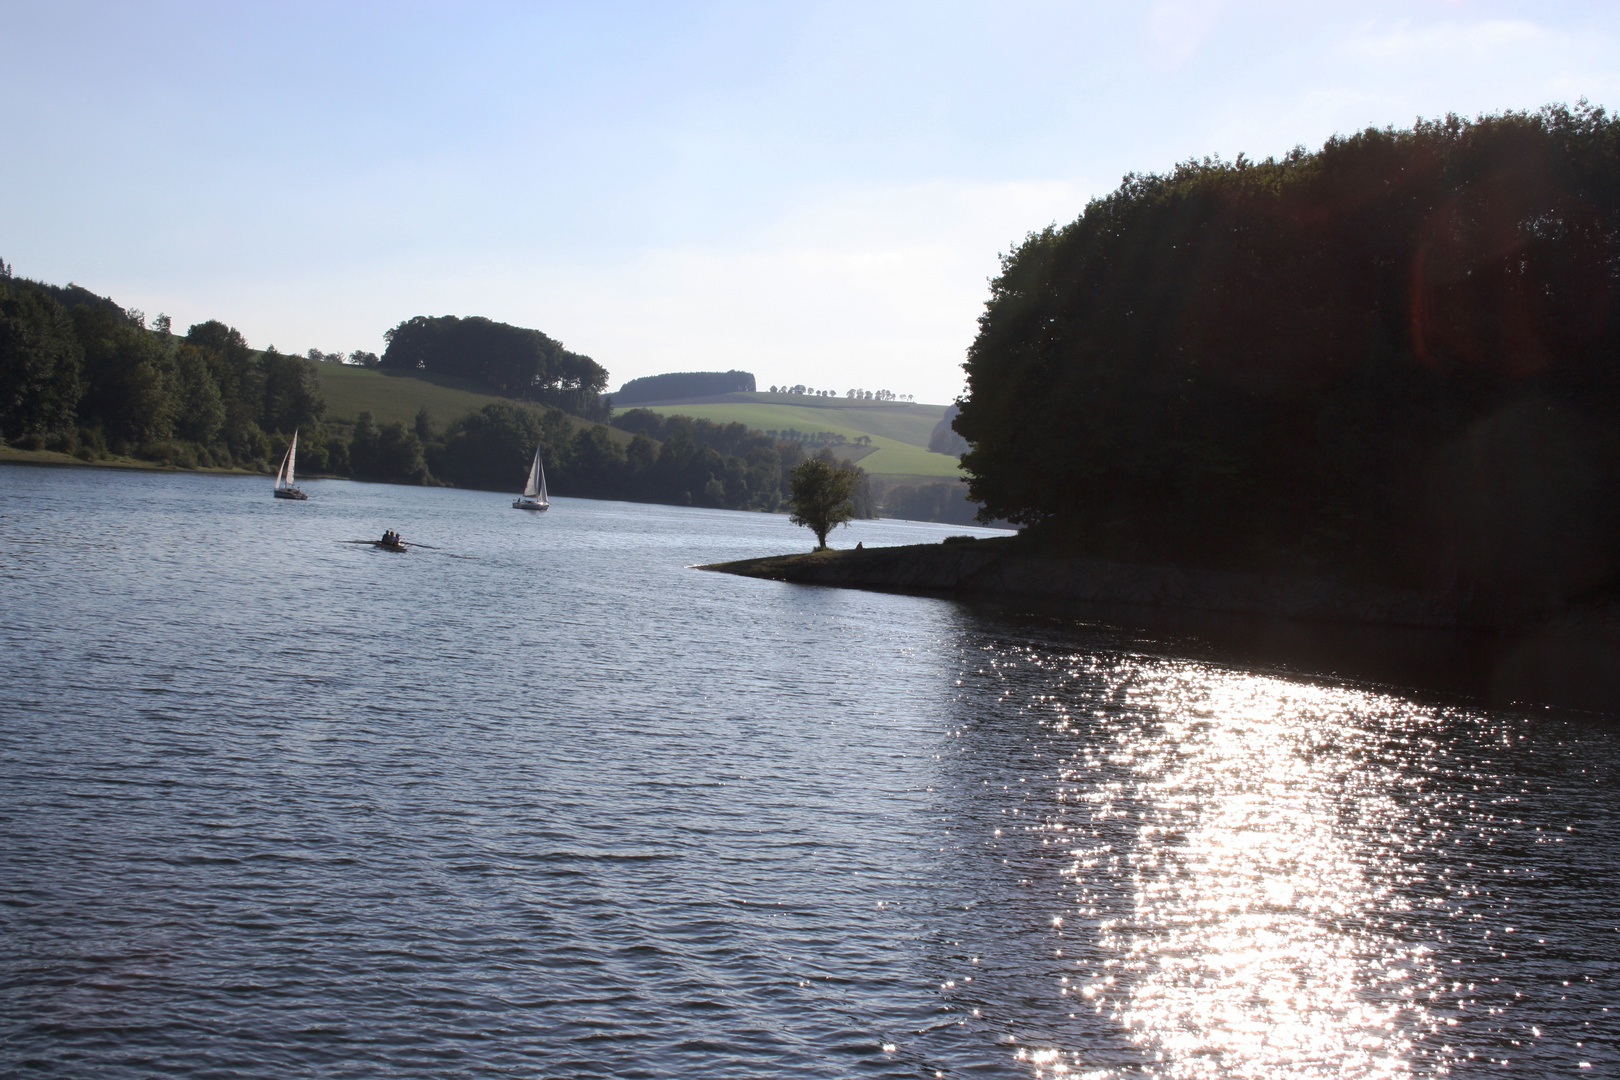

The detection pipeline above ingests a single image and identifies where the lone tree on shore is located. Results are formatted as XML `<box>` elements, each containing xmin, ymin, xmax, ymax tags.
<box><xmin>788</xmin><ymin>458</ymin><xmax>859</xmax><ymax>550</ymax></box>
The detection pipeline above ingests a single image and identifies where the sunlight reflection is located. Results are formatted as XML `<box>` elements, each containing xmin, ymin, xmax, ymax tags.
<box><xmin>1087</xmin><ymin>673</ymin><xmax>1435</xmax><ymax>1078</ymax></box>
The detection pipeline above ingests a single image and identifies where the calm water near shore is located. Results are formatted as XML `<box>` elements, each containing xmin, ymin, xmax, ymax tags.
<box><xmin>2</xmin><ymin>463</ymin><xmax>1617</xmax><ymax>1078</ymax></box>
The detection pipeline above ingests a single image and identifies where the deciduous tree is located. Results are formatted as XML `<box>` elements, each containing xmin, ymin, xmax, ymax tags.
<box><xmin>788</xmin><ymin>458</ymin><xmax>859</xmax><ymax>549</ymax></box>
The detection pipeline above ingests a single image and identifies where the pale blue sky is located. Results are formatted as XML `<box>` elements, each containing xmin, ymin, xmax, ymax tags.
<box><xmin>3</xmin><ymin>1</ymin><xmax>1617</xmax><ymax>404</ymax></box>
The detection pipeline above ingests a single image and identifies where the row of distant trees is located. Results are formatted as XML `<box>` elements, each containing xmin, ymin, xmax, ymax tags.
<box><xmin>302</xmin><ymin>348</ymin><xmax>380</xmax><ymax>367</ymax></box>
<box><xmin>381</xmin><ymin>314</ymin><xmax>610</xmax><ymax>421</ymax></box>
<box><xmin>767</xmin><ymin>384</ymin><xmax>913</xmax><ymax>401</ymax></box>
<box><xmin>614</xmin><ymin>370</ymin><xmax>754</xmax><ymax>404</ymax></box>
<box><xmin>763</xmin><ymin>429</ymin><xmax>872</xmax><ymax>447</ymax></box>
<box><xmin>345</xmin><ymin>402</ymin><xmax>877</xmax><ymax>517</ymax></box>
<box><xmin>603</xmin><ymin>407</ymin><xmax>874</xmax><ymax>514</ymax></box>
<box><xmin>0</xmin><ymin>270</ymin><xmax>895</xmax><ymax>518</ymax></box>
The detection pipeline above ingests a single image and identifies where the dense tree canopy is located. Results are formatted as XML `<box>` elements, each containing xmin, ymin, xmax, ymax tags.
<box><xmin>381</xmin><ymin>315</ymin><xmax>609</xmax><ymax>419</ymax></box>
<box><xmin>788</xmin><ymin>457</ymin><xmax>862</xmax><ymax>549</ymax></box>
<box><xmin>928</xmin><ymin>404</ymin><xmax>967</xmax><ymax>455</ymax></box>
<box><xmin>614</xmin><ymin>370</ymin><xmax>755</xmax><ymax>404</ymax></box>
<box><xmin>0</xmin><ymin>275</ymin><xmax>327</xmax><ymax>471</ymax></box>
<box><xmin>881</xmin><ymin>480</ymin><xmax>979</xmax><ymax>526</ymax></box>
<box><xmin>424</xmin><ymin>402</ymin><xmax>839</xmax><ymax>513</ymax></box>
<box><xmin>956</xmin><ymin>103</ymin><xmax>1620</xmax><ymax>609</ymax></box>
<box><xmin>0</xmin><ymin>281</ymin><xmax>82</xmax><ymax>440</ymax></box>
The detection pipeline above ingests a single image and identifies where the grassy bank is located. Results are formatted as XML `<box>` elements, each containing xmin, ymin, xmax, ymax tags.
<box><xmin>0</xmin><ymin>444</ymin><xmax>266</xmax><ymax>474</ymax></box>
<box><xmin>314</xmin><ymin>361</ymin><xmax>522</xmax><ymax>426</ymax></box>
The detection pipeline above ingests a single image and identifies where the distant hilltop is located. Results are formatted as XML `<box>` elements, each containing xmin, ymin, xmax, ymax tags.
<box><xmin>615</xmin><ymin>370</ymin><xmax>755</xmax><ymax>404</ymax></box>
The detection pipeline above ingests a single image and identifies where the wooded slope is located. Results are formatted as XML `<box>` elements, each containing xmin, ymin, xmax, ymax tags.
<box><xmin>957</xmin><ymin>103</ymin><xmax>1620</xmax><ymax>616</ymax></box>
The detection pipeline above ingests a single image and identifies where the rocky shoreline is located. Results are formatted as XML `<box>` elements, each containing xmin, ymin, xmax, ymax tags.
<box><xmin>702</xmin><ymin>538</ymin><xmax>1620</xmax><ymax>713</ymax></box>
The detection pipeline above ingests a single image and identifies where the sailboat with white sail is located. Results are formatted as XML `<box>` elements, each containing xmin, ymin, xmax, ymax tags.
<box><xmin>273</xmin><ymin>430</ymin><xmax>308</xmax><ymax>500</ymax></box>
<box><xmin>513</xmin><ymin>444</ymin><xmax>549</xmax><ymax>511</ymax></box>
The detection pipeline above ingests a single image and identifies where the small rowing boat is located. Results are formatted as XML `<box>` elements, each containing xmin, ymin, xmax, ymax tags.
<box><xmin>340</xmin><ymin>535</ymin><xmax>445</xmax><ymax>554</ymax></box>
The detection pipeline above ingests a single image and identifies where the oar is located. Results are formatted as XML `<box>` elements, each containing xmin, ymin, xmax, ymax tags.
<box><xmin>337</xmin><ymin>539</ymin><xmax>469</xmax><ymax>558</ymax></box>
<box><xmin>398</xmin><ymin>541</ymin><xmax>474</xmax><ymax>559</ymax></box>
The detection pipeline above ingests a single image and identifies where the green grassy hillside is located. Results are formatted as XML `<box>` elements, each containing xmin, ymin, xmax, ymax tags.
<box><xmin>613</xmin><ymin>395</ymin><xmax>962</xmax><ymax>480</ymax></box>
<box><xmin>315</xmin><ymin>361</ymin><xmax>528</xmax><ymax>425</ymax></box>
<box><xmin>313</xmin><ymin>361</ymin><xmax>635</xmax><ymax>446</ymax></box>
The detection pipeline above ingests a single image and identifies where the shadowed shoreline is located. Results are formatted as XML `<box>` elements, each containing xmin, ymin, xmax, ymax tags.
<box><xmin>701</xmin><ymin>539</ymin><xmax>1620</xmax><ymax>715</ymax></box>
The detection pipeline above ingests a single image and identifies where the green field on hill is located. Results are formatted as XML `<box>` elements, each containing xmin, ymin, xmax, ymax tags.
<box><xmin>310</xmin><ymin>368</ymin><xmax>961</xmax><ymax>478</ymax></box>
<box><xmin>613</xmin><ymin>395</ymin><xmax>962</xmax><ymax>480</ymax></box>
<box><xmin>313</xmin><ymin>361</ymin><xmax>635</xmax><ymax>446</ymax></box>
<box><xmin>315</xmin><ymin>361</ymin><xmax>527</xmax><ymax>425</ymax></box>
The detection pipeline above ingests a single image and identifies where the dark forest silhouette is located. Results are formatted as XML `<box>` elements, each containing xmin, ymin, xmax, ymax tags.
<box><xmin>615</xmin><ymin>370</ymin><xmax>756</xmax><ymax>404</ymax></box>
<box><xmin>382</xmin><ymin>314</ymin><xmax>611</xmax><ymax>421</ymax></box>
<box><xmin>956</xmin><ymin>103</ymin><xmax>1620</xmax><ymax>616</ymax></box>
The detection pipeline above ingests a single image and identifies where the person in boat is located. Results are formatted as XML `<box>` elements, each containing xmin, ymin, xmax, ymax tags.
<box><xmin>381</xmin><ymin>530</ymin><xmax>394</xmax><ymax>545</ymax></box>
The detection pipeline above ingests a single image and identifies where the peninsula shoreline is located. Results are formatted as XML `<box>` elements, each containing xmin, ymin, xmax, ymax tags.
<box><xmin>701</xmin><ymin>539</ymin><xmax>1620</xmax><ymax>714</ymax></box>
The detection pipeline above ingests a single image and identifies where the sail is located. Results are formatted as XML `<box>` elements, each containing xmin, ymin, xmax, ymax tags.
<box><xmin>538</xmin><ymin>455</ymin><xmax>548</xmax><ymax>505</ymax></box>
<box><xmin>523</xmin><ymin>446</ymin><xmax>543</xmax><ymax>498</ymax></box>
<box><xmin>286</xmin><ymin>430</ymin><xmax>298</xmax><ymax>486</ymax></box>
<box><xmin>274</xmin><ymin>444</ymin><xmax>291</xmax><ymax>489</ymax></box>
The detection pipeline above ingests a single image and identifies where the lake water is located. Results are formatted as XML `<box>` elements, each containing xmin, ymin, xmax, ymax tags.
<box><xmin>2</xmin><ymin>463</ymin><xmax>1617</xmax><ymax>1079</ymax></box>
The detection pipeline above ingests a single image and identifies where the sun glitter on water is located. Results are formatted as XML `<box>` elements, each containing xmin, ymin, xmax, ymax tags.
<box><xmin>995</xmin><ymin>650</ymin><xmax>1556</xmax><ymax>1080</ymax></box>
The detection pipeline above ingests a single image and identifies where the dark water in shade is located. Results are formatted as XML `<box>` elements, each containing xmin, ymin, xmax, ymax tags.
<box><xmin>2</xmin><ymin>462</ymin><xmax>1618</xmax><ymax>1079</ymax></box>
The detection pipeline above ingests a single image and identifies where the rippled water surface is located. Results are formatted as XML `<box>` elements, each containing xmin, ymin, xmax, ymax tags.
<box><xmin>2</xmin><ymin>464</ymin><xmax>1618</xmax><ymax>1078</ymax></box>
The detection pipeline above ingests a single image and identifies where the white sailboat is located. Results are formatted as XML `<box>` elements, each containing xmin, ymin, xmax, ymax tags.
<box><xmin>273</xmin><ymin>430</ymin><xmax>308</xmax><ymax>500</ymax></box>
<box><xmin>513</xmin><ymin>444</ymin><xmax>549</xmax><ymax>511</ymax></box>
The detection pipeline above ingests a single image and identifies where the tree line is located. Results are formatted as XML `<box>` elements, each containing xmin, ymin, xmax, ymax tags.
<box><xmin>878</xmin><ymin>480</ymin><xmax>981</xmax><ymax>526</ymax></box>
<box><xmin>927</xmin><ymin>405</ymin><xmax>967</xmax><ymax>455</ymax></box>
<box><xmin>614</xmin><ymin>370</ymin><xmax>755</xmax><ymax>404</ymax></box>
<box><xmin>0</xmin><ymin>271</ymin><xmax>885</xmax><ymax>519</ymax></box>
<box><xmin>599</xmin><ymin>407</ymin><xmax>874</xmax><ymax>513</ymax></box>
<box><xmin>956</xmin><ymin>102</ymin><xmax>1620</xmax><ymax>611</ymax></box>
<box><xmin>347</xmin><ymin>402</ymin><xmax>876</xmax><ymax>516</ymax></box>
<box><xmin>381</xmin><ymin>314</ymin><xmax>611</xmax><ymax>421</ymax></box>
<box><xmin>766</xmin><ymin>384</ymin><xmax>914</xmax><ymax>401</ymax></box>
<box><xmin>0</xmin><ymin>271</ymin><xmax>325</xmax><ymax>471</ymax></box>
<box><xmin>763</xmin><ymin>429</ymin><xmax>872</xmax><ymax>447</ymax></box>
